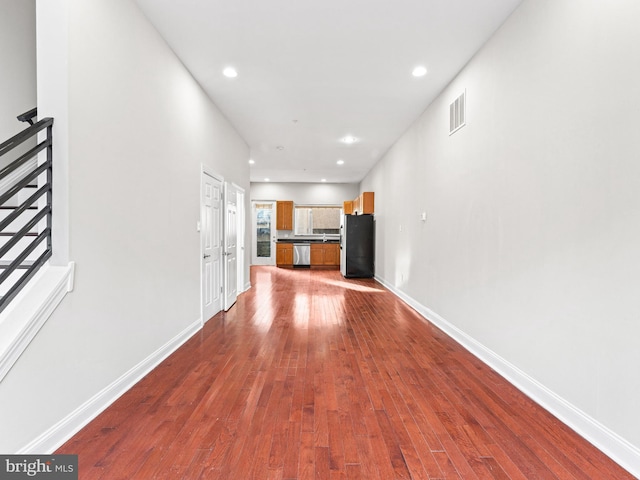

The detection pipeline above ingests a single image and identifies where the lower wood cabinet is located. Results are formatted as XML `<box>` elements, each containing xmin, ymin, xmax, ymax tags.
<box><xmin>323</xmin><ymin>243</ymin><xmax>339</xmax><ymax>265</ymax></box>
<box><xmin>276</xmin><ymin>243</ymin><xmax>293</xmax><ymax>266</ymax></box>
<box><xmin>310</xmin><ymin>243</ymin><xmax>340</xmax><ymax>266</ymax></box>
<box><xmin>310</xmin><ymin>245</ymin><xmax>324</xmax><ymax>265</ymax></box>
<box><xmin>277</xmin><ymin>242</ymin><xmax>339</xmax><ymax>267</ymax></box>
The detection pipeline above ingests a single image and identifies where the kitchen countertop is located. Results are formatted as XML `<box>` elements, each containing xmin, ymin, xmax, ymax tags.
<box><xmin>276</xmin><ymin>238</ymin><xmax>340</xmax><ymax>244</ymax></box>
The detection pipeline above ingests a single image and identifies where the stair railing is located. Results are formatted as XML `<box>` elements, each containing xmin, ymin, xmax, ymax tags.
<box><xmin>0</xmin><ymin>110</ymin><xmax>54</xmax><ymax>313</ymax></box>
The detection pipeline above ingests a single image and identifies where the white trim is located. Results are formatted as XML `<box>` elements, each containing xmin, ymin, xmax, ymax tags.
<box><xmin>223</xmin><ymin>181</ymin><xmax>239</xmax><ymax>311</ymax></box>
<box><xmin>201</xmin><ymin>165</ymin><xmax>224</xmax><ymax>184</ymax></box>
<box><xmin>200</xmin><ymin>165</ymin><xmax>224</xmax><ymax>326</ymax></box>
<box><xmin>0</xmin><ymin>262</ymin><xmax>75</xmax><ymax>383</ymax></box>
<box><xmin>18</xmin><ymin>318</ymin><xmax>201</xmax><ymax>454</ymax></box>
<box><xmin>375</xmin><ymin>274</ymin><xmax>640</xmax><ymax>478</ymax></box>
<box><xmin>251</xmin><ymin>200</ymin><xmax>277</xmax><ymax>266</ymax></box>
<box><xmin>234</xmin><ymin>185</ymin><xmax>246</xmax><ymax>297</ymax></box>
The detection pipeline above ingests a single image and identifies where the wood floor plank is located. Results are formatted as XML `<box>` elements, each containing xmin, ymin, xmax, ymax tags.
<box><xmin>326</xmin><ymin>410</ymin><xmax>345</xmax><ymax>473</ymax></box>
<box><xmin>55</xmin><ymin>267</ymin><xmax>634</xmax><ymax>479</ymax></box>
<box><xmin>282</xmin><ymin>422</ymin><xmax>301</xmax><ymax>480</ymax></box>
<box><xmin>299</xmin><ymin>432</ymin><xmax>315</xmax><ymax>480</ymax></box>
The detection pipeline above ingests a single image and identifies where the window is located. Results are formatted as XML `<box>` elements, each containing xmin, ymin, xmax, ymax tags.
<box><xmin>294</xmin><ymin>206</ymin><xmax>341</xmax><ymax>235</ymax></box>
<box><xmin>255</xmin><ymin>203</ymin><xmax>273</xmax><ymax>257</ymax></box>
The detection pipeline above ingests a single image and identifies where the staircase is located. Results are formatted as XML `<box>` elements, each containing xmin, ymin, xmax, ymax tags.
<box><xmin>0</xmin><ymin>109</ymin><xmax>53</xmax><ymax>313</ymax></box>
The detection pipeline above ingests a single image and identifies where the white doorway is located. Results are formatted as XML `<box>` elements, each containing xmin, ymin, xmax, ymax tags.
<box><xmin>236</xmin><ymin>188</ymin><xmax>246</xmax><ymax>293</ymax></box>
<box><xmin>201</xmin><ymin>169</ymin><xmax>224</xmax><ymax>323</ymax></box>
<box><xmin>252</xmin><ymin>201</ymin><xmax>276</xmax><ymax>265</ymax></box>
<box><xmin>224</xmin><ymin>182</ymin><xmax>238</xmax><ymax>311</ymax></box>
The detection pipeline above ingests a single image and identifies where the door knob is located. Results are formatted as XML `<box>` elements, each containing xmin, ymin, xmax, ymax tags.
<box><xmin>203</xmin><ymin>254</ymin><xmax>211</xmax><ymax>259</ymax></box>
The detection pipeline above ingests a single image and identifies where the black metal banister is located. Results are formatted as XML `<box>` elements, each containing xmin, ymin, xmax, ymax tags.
<box><xmin>0</xmin><ymin>207</ymin><xmax>50</xmax><ymax>259</ymax></box>
<box><xmin>0</xmin><ymin>229</ymin><xmax>51</xmax><ymax>285</ymax></box>
<box><xmin>0</xmin><ymin>160</ymin><xmax>51</xmax><ymax>205</ymax></box>
<box><xmin>17</xmin><ymin>108</ymin><xmax>38</xmax><ymax>126</ymax></box>
<box><xmin>0</xmin><ymin>184</ymin><xmax>50</xmax><ymax>232</ymax></box>
<box><xmin>0</xmin><ymin>138</ymin><xmax>50</xmax><ymax>181</ymax></box>
<box><xmin>0</xmin><ymin>117</ymin><xmax>52</xmax><ymax>158</ymax></box>
<box><xmin>0</xmin><ymin>110</ymin><xmax>53</xmax><ymax>313</ymax></box>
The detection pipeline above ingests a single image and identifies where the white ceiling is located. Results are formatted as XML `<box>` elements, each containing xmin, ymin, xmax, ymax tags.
<box><xmin>135</xmin><ymin>0</ymin><xmax>524</xmax><ymax>184</ymax></box>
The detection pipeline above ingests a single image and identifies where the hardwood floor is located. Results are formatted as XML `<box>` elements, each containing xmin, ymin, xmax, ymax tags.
<box><xmin>57</xmin><ymin>266</ymin><xmax>632</xmax><ymax>479</ymax></box>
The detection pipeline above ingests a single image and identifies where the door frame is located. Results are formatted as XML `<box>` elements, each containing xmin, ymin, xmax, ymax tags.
<box><xmin>200</xmin><ymin>166</ymin><xmax>224</xmax><ymax>325</ymax></box>
<box><xmin>251</xmin><ymin>200</ymin><xmax>276</xmax><ymax>265</ymax></box>
<box><xmin>235</xmin><ymin>185</ymin><xmax>246</xmax><ymax>293</ymax></box>
<box><xmin>223</xmin><ymin>182</ymin><xmax>238</xmax><ymax>311</ymax></box>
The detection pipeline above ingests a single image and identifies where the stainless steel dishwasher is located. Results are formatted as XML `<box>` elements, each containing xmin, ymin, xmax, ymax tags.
<box><xmin>293</xmin><ymin>243</ymin><xmax>310</xmax><ymax>267</ymax></box>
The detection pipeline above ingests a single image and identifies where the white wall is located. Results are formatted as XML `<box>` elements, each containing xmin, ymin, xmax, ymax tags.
<box><xmin>361</xmin><ymin>0</ymin><xmax>640</xmax><ymax>471</ymax></box>
<box><xmin>0</xmin><ymin>0</ymin><xmax>250</xmax><ymax>452</ymax></box>
<box><xmin>0</xmin><ymin>0</ymin><xmax>36</xmax><ymax>140</ymax></box>
<box><xmin>250</xmin><ymin>182</ymin><xmax>358</xmax><ymax>205</ymax></box>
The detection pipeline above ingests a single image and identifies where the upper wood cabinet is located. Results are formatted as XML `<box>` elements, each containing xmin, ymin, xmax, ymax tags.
<box><xmin>276</xmin><ymin>201</ymin><xmax>294</xmax><ymax>230</ymax></box>
<box><xmin>343</xmin><ymin>200</ymin><xmax>354</xmax><ymax>215</ymax></box>
<box><xmin>345</xmin><ymin>192</ymin><xmax>374</xmax><ymax>215</ymax></box>
<box><xmin>358</xmin><ymin>192</ymin><xmax>374</xmax><ymax>214</ymax></box>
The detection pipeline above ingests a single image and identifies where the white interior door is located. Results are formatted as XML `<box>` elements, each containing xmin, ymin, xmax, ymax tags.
<box><xmin>224</xmin><ymin>183</ymin><xmax>238</xmax><ymax>311</ymax></box>
<box><xmin>252</xmin><ymin>201</ymin><xmax>276</xmax><ymax>265</ymax></box>
<box><xmin>201</xmin><ymin>171</ymin><xmax>223</xmax><ymax>322</ymax></box>
<box><xmin>236</xmin><ymin>189</ymin><xmax>245</xmax><ymax>293</ymax></box>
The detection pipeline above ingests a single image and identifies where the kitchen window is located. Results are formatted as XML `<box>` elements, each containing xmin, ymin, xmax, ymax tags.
<box><xmin>294</xmin><ymin>206</ymin><xmax>341</xmax><ymax>235</ymax></box>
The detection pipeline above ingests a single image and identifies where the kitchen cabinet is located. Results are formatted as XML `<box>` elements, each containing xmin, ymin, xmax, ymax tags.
<box><xmin>345</xmin><ymin>192</ymin><xmax>374</xmax><ymax>215</ymax></box>
<box><xmin>276</xmin><ymin>243</ymin><xmax>293</xmax><ymax>266</ymax></box>
<box><xmin>310</xmin><ymin>243</ymin><xmax>340</xmax><ymax>266</ymax></box>
<box><xmin>276</xmin><ymin>201</ymin><xmax>294</xmax><ymax>230</ymax></box>
<box><xmin>359</xmin><ymin>192</ymin><xmax>374</xmax><ymax>214</ymax></box>
<box><xmin>323</xmin><ymin>243</ymin><xmax>340</xmax><ymax>265</ymax></box>
<box><xmin>310</xmin><ymin>245</ymin><xmax>325</xmax><ymax>265</ymax></box>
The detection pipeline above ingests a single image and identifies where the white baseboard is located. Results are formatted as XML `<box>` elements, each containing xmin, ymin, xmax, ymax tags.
<box><xmin>18</xmin><ymin>318</ymin><xmax>202</xmax><ymax>454</ymax></box>
<box><xmin>375</xmin><ymin>275</ymin><xmax>640</xmax><ymax>478</ymax></box>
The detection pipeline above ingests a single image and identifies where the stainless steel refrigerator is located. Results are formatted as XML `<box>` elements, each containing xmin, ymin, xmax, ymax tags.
<box><xmin>340</xmin><ymin>214</ymin><xmax>374</xmax><ymax>278</ymax></box>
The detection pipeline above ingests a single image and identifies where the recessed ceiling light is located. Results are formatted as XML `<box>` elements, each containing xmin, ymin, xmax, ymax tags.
<box><xmin>248</xmin><ymin>159</ymin><xmax>255</xmax><ymax>164</ymax></box>
<box><xmin>321</xmin><ymin>179</ymin><xmax>327</xmax><ymax>182</ymax></box>
<box><xmin>264</xmin><ymin>178</ymin><xmax>270</xmax><ymax>182</ymax></box>
<box><xmin>336</xmin><ymin>159</ymin><xmax>345</xmax><ymax>165</ymax></box>
<box><xmin>412</xmin><ymin>66</ymin><xmax>427</xmax><ymax>77</ymax></box>
<box><xmin>223</xmin><ymin>67</ymin><xmax>238</xmax><ymax>78</ymax></box>
<box><xmin>342</xmin><ymin>135</ymin><xmax>357</xmax><ymax>144</ymax></box>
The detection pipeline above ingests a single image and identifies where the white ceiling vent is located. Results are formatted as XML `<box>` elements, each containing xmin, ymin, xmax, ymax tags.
<box><xmin>449</xmin><ymin>90</ymin><xmax>466</xmax><ymax>135</ymax></box>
